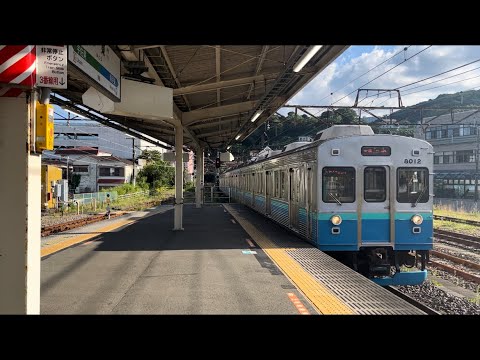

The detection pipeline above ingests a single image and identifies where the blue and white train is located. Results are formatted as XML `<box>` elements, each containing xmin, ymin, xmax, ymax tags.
<box><xmin>220</xmin><ymin>125</ymin><xmax>433</xmax><ymax>286</ymax></box>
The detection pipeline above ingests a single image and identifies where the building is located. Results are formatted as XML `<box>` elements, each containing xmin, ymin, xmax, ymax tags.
<box><xmin>414</xmin><ymin>110</ymin><xmax>479</xmax><ymax>199</ymax></box>
<box><xmin>40</xmin><ymin>165</ymin><xmax>63</xmax><ymax>209</ymax></box>
<box><xmin>46</xmin><ymin>147</ymin><xmax>138</xmax><ymax>193</ymax></box>
<box><xmin>53</xmin><ymin>121</ymin><xmax>167</xmax><ymax>160</ymax></box>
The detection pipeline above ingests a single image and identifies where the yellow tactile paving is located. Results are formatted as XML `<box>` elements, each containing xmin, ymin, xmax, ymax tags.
<box><xmin>41</xmin><ymin>218</ymin><xmax>134</xmax><ymax>257</ymax></box>
<box><xmin>224</xmin><ymin>204</ymin><xmax>354</xmax><ymax>315</ymax></box>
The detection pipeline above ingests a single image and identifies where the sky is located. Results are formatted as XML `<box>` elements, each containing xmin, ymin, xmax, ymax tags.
<box><xmin>285</xmin><ymin>45</ymin><xmax>480</xmax><ymax>117</ymax></box>
<box><xmin>53</xmin><ymin>45</ymin><xmax>480</xmax><ymax>124</ymax></box>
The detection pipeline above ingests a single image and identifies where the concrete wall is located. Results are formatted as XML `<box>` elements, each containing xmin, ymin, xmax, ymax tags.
<box><xmin>0</xmin><ymin>97</ymin><xmax>40</xmax><ymax>314</ymax></box>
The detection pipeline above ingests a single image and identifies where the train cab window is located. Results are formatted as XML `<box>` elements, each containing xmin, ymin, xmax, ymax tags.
<box><xmin>322</xmin><ymin>167</ymin><xmax>355</xmax><ymax>203</ymax></box>
<box><xmin>364</xmin><ymin>167</ymin><xmax>386</xmax><ymax>202</ymax></box>
<box><xmin>397</xmin><ymin>167</ymin><xmax>429</xmax><ymax>203</ymax></box>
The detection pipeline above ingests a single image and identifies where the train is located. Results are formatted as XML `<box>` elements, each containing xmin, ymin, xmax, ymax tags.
<box><xmin>220</xmin><ymin>125</ymin><xmax>433</xmax><ymax>286</ymax></box>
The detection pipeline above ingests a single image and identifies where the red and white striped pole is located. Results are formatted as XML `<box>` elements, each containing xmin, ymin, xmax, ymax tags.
<box><xmin>0</xmin><ymin>45</ymin><xmax>36</xmax><ymax>97</ymax></box>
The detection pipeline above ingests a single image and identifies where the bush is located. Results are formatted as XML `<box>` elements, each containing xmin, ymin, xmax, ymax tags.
<box><xmin>184</xmin><ymin>181</ymin><xmax>195</xmax><ymax>192</ymax></box>
<box><xmin>100</xmin><ymin>183</ymin><xmax>146</xmax><ymax>196</ymax></box>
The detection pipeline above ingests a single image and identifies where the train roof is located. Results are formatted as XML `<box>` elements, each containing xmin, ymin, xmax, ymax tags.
<box><xmin>223</xmin><ymin>125</ymin><xmax>423</xmax><ymax>173</ymax></box>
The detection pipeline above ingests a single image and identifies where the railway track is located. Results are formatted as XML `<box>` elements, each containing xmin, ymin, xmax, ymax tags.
<box><xmin>433</xmin><ymin>215</ymin><xmax>480</xmax><ymax>226</ymax></box>
<box><xmin>428</xmin><ymin>259</ymin><xmax>480</xmax><ymax>284</ymax></box>
<box><xmin>386</xmin><ymin>286</ymin><xmax>440</xmax><ymax>315</ymax></box>
<box><xmin>428</xmin><ymin>247</ymin><xmax>480</xmax><ymax>284</ymax></box>
<box><xmin>434</xmin><ymin>229</ymin><xmax>480</xmax><ymax>249</ymax></box>
<box><xmin>41</xmin><ymin>212</ymin><xmax>126</xmax><ymax>237</ymax></box>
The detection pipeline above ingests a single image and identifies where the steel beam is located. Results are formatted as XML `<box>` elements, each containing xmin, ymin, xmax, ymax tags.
<box><xmin>173</xmin><ymin>75</ymin><xmax>267</xmax><ymax>96</ymax></box>
<box><xmin>183</xmin><ymin>101</ymin><xmax>256</xmax><ymax>125</ymax></box>
<box><xmin>173</xmin><ymin>125</ymin><xmax>184</xmax><ymax>230</ymax></box>
<box><xmin>195</xmin><ymin>148</ymin><xmax>204</xmax><ymax>208</ymax></box>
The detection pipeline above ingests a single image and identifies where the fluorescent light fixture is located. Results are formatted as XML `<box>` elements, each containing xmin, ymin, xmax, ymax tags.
<box><xmin>227</xmin><ymin>145</ymin><xmax>231</xmax><ymax>150</ymax></box>
<box><xmin>62</xmin><ymin>107</ymin><xmax>87</xmax><ymax>118</ymax></box>
<box><xmin>235</xmin><ymin>134</ymin><xmax>241</xmax><ymax>140</ymax></box>
<box><xmin>250</xmin><ymin>110</ymin><xmax>263</xmax><ymax>122</ymax></box>
<box><xmin>293</xmin><ymin>45</ymin><xmax>323</xmax><ymax>73</ymax></box>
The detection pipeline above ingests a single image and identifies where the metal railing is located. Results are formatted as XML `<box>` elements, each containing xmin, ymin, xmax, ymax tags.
<box><xmin>183</xmin><ymin>186</ymin><xmax>231</xmax><ymax>204</ymax></box>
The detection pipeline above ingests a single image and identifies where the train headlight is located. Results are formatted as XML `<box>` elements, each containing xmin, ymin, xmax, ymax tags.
<box><xmin>331</xmin><ymin>215</ymin><xmax>342</xmax><ymax>225</ymax></box>
<box><xmin>411</xmin><ymin>214</ymin><xmax>423</xmax><ymax>225</ymax></box>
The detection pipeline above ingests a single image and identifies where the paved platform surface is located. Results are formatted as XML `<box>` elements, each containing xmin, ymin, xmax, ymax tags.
<box><xmin>41</xmin><ymin>204</ymin><xmax>317</xmax><ymax>314</ymax></box>
<box><xmin>224</xmin><ymin>204</ymin><xmax>425</xmax><ymax>315</ymax></box>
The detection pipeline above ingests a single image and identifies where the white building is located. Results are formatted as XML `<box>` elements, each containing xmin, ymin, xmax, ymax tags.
<box><xmin>53</xmin><ymin>121</ymin><xmax>168</xmax><ymax>160</ymax></box>
<box><xmin>48</xmin><ymin>147</ymin><xmax>138</xmax><ymax>193</ymax></box>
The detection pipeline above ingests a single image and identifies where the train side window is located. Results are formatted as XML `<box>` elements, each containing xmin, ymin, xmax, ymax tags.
<box><xmin>322</xmin><ymin>167</ymin><xmax>355</xmax><ymax>203</ymax></box>
<box><xmin>280</xmin><ymin>170</ymin><xmax>287</xmax><ymax>200</ymax></box>
<box><xmin>397</xmin><ymin>167</ymin><xmax>429</xmax><ymax>203</ymax></box>
<box><xmin>364</xmin><ymin>167</ymin><xmax>386</xmax><ymax>202</ymax></box>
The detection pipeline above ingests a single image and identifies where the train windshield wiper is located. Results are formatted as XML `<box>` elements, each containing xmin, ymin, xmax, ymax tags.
<box><xmin>329</xmin><ymin>193</ymin><xmax>342</xmax><ymax>205</ymax></box>
<box><xmin>412</xmin><ymin>185</ymin><xmax>428</xmax><ymax>208</ymax></box>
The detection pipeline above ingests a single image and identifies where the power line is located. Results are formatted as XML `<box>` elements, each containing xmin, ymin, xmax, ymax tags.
<box><xmin>359</xmin><ymin>58</ymin><xmax>480</xmax><ymax>104</ymax></box>
<box><xmin>314</xmin><ymin>46</ymin><xmax>412</xmax><ymax>105</ymax></box>
<box><xmin>331</xmin><ymin>45</ymin><xmax>432</xmax><ymax>107</ymax></box>
<box><xmin>55</xmin><ymin>123</ymin><xmax>167</xmax><ymax>156</ymax></box>
<box><xmin>373</xmin><ymin>77</ymin><xmax>480</xmax><ymax>108</ymax></box>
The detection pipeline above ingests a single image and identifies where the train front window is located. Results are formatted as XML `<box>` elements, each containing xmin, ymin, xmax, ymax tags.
<box><xmin>397</xmin><ymin>168</ymin><xmax>429</xmax><ymax>203</ymax></box>
<box><xmin>322</xmin><ymin>167</ymin><xmax>355</xmax><ymax>203</ymax></box>
<box><xmin>364</xmin><ymin>167</ymin><xmax>386</xmax><ymax>202</ymax></box>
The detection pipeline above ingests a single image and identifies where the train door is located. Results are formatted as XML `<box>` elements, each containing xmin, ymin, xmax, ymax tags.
<box><xmin>266</xmin><ymin>171</ymin><xmax>272</xmax><ymax>215</ymax></box>
<box><xmin>361</xmin><ymin>166</ymin><xmax>391</xmax><ymax>245</ymax></box>
<box><xmin>306</xmin><ymin>164</ymin><xmax>314</xmax><ymax>240</ymax></box>
<box><xmin>289</xmin><ymin>168</ymin><xmax>300</xmax><ymax>230</ymax></box>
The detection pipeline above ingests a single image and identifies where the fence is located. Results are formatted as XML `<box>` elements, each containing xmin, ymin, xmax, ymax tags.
<box><xmin>434</xmin><ymin>198</ymin><xmax>479</xmax><ymax>212</ymax></box>
<box><xmin>73</xmin><ymin>190</ymin><xmax>149</xmax><ymax>205</ymax></box>
<box><xmin>74</xmin><ymin>191</ymin><xmax>118</xmax><ymax>205</ymax></box>
<box><xmin>183</xmin><ymin>186</ymin><xmax>231</xmax><ymax>204</ymax></box>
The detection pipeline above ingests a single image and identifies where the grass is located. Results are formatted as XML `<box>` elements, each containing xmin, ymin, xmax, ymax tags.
<box><xmin>60</xmin><ymin>188</ymin><xmax>175</xmax><ymax>215</ymax></box>
<box><xmin>468</xmin><ymin>286</ymin><xmax>480</xmax><ymax>305</ymax></box>
<box><xmin>434</xmin><ymin>219</ymin><xmax>480</xmax><ymax>237</ymax></box>
<box><xmin>433</xmin><ymin>204</ymin><xmax>480</xmax><ymax>236</ymax></box>
<box><xmin>434</xmin><ymin>205</ymin><xmax>480</xmax><ymax>222</ymax></box>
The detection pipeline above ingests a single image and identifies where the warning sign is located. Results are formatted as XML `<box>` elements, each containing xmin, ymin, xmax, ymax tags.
<box><xmin>36</xmin><ymin>45</ymin><xmax>67</xmax><ymax>89</ymax></box>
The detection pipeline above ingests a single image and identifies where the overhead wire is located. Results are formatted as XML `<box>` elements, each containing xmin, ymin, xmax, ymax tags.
<box><xmin>330</xmin><ymin>45</ymin><xmax>432</xmax><ymax>107</ymax></box>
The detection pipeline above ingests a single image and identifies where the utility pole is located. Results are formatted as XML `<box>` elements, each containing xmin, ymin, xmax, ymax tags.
<box><xmin>126</xmin><ymin>136</ymin><xmax>136</xmax><ymax>186</ymax></box>
<box><xmin>66</xmin><ymin>156</ymin><xmax>69</xmax><ymax>184</ymax></box>
<box><xmin>475</xmin><ymin>121</ymin><xmax>479</xmax><ymax>203</ymax></box>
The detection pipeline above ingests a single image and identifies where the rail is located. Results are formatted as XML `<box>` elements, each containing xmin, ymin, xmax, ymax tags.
<box><xmin>433</xmin><ymin>215</ymin><xmax>480</xmax><ymax>227</ymax></box>
<box><xmin>386</xmin><ymin>286</ymin><xmax>440</xmax><ymax>315</ymax></box>
<box><xmin>434</xmin><ymin>229</ymin><xmax>480</xmax><ymax>249</ymax></box>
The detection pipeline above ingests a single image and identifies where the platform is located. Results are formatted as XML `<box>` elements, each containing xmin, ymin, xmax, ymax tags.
<box><xmin>41</xmin><ymin>203</ymin><xmax>425</xmax><ymax>315</ymax></box>
<box><xmin>224</xmin><ymin>204</ymin><xmax>426</xmax><ymax>315</ymax></box>
<box><xmin>41</xmin><ymin>205</ymin><xmax>317</xmax><ymax>314</ymax></box>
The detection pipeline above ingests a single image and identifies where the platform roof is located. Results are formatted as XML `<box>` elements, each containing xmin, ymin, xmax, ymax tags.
<box><xmin>54</xmin><ymin>45</ymin><xmax>348</xmax><ymax>152</ymax></box>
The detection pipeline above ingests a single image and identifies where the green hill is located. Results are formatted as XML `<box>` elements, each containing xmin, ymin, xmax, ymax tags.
<box><xmin>230</xmin><ymin>89</ymin><xmax>480</xmax><ymax>160</ymax></box>
<box><xmin>391</xmin><ymin>89</ymin><xmax>480</xmax><ymax>123</ymax></box>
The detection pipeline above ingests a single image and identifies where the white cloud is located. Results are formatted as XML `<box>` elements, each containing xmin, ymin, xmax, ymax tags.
<box><xmin>287</xmin><ymin>45</ymin><xmax>480</xmax><ymax>117</ymax></box>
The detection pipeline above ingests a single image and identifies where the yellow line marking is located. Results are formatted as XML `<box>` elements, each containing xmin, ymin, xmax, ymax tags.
<box><xmin>224</xmin><ymin>204</ymin><xmax>354</xmax><ymax>315</ymax></box>
<box><xmin>287</xmin><ymin>293</ymin><xmax>310</xmax><ymax>315</ymax></box>
<box><xmin>41</xmin><ymin>218</ymin><xmax>135</xmax><ymax>257</ymax></box>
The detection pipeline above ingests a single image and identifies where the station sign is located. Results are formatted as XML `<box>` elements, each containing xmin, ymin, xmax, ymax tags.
<box><xmin>68</xmin><ymin>45</ymin><xmax>121</xmax><ymax>102</ymax></box>
<box><xmin>36</xmin><ymin>45</ymin><xmax>67</xmax><ymax>89</ymax></box>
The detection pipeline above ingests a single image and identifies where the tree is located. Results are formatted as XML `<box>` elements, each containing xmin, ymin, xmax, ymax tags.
<box><xmin>138</xmin><ymin>149</ymin><xmax>163</xmax><ymax>164</ymax></box>
<box><xmin>320</xmin><ymin>108</ymin><xmax>358</xmax><ymax>124</ymax></box>
<box><xmin>335</xmin><ymin>108</ymin><xmax>358</xmax><ymax>124</ymax></box>
<box><xmin>137</xmin><ymin>159</ymin><xmax>175</xmax><ymax>188</ymax></box>
<box><xmin>69</xmin><ymin>173</ymin><xmax>81</xmax><ymax>193</ymax></box>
